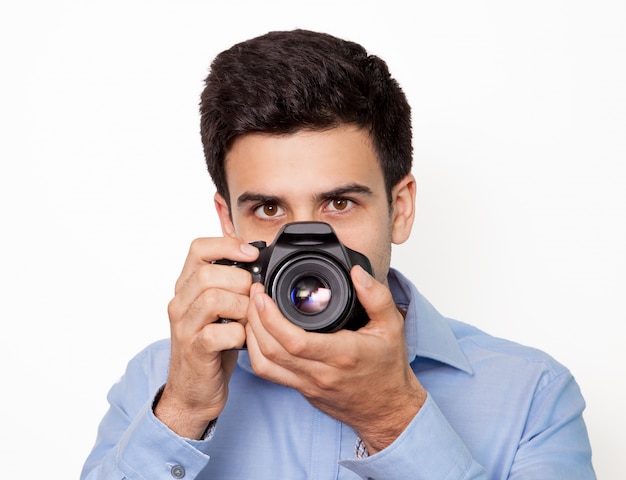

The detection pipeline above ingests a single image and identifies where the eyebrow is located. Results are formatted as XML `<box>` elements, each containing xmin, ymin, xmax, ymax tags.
<box><xmin>236</xmin><ymin>183</ymin><xmax>374</xmax><ymax>207</ymax></box>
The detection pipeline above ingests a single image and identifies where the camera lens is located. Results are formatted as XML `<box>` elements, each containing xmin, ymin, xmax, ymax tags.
<box><xmin>289</xmin><ymin>276</ymin><xmax>332</xmax><ymax>314</ymax></box>
<box><xmin>270</xmin><ymin>253</ymin><xmax>354</xmax><ymax>332</ymax></box>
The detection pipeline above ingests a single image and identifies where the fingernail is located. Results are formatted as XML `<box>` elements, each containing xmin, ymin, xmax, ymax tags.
<box><xmin>240</xmin><ymin>242</ymin><xmax>258</xmax><ymax>256</ymax></box>
<box><xmin>354</xmin><ymin>265</ymin><xmax>373</xmax><ymax>288</ymax></box>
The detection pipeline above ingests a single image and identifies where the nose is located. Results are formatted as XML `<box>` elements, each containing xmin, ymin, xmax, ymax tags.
<box><xmin>288</xmin><ymin>206</ymin><xmax>322</xmax><ymax>224</ymax></box>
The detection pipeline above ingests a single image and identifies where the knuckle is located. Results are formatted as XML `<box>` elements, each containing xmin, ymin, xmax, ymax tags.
<box><xmin>334</xmin><ymin>352</ymin><xmax>358</xmax><ymax>370</ymax></box>
<box><xmin>188</xmin><ymin>237</ymin><xmax>205</xmax><ymax>257</ymax></box>
<box><xmin>260</xmin><ymin>340</ymin><xmax>283</xmax><ymax>362</ymax></box>
<box><xmin>283</xmin><ymin>336</ymin><xmax>308</xmax><ymax>357</ymax></box>
<box><xmin>249</xmin><ymin>354</ymin><xmax>271</xmax><ymax>377</ymax></box>
<box><xmin>198</xmin><ymin>288</ymin><xmax>221</xmax><ymax>313</ymax></box>
<box><xmin>201</xmin><ymin>288</ymin><xmax>249</xmax><ymax>321</ymax></box>
<box><xmin>167</xmin><ymin>297</ymin><xmax>183</xmax><ymax>323</ymax></box>
<box><xmin>195</xmin><ymin>264</ymin><xmax>215</xmax><ymax>286</ymax></box>
<box><xmin>313</xmin><ymin>371</ymin><xmax>340</xmax><ymax>392</ymax></box>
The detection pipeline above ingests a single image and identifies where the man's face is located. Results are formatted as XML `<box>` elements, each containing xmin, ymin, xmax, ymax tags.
<box><xmin>215</xmin><ymin>125</ymin><xmax>415</xmax><ymax>285</ymax></box>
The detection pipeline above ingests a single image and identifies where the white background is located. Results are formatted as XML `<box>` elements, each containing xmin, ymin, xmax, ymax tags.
<box><xmin>1</xmin><ymin>0</ymin><xmax>624</xmax><ymax>478</ymax></box>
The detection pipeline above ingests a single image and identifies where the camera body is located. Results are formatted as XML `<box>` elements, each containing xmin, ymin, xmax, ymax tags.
<box><xmin>216</xmin><ymin>221</ymin><xmax>372</xmax><ymax>333</ymax></box>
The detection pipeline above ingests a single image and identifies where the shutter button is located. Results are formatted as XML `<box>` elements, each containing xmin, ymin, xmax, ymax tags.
<box><xmin>171</xmin><ymin>465</ymin><xmax>185</xmax><ymax>478</ymax></box>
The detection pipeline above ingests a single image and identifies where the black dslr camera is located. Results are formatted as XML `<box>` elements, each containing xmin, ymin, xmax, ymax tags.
<box><xmin>216</xmin><ymin>222</ymin><xmax>372</xmax><ymax>333</ymax></box>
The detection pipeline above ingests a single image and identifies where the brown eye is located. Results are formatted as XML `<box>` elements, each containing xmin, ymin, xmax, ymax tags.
<box><xmin>263</xmin><ymin>204</ymin><xmax>278</xmax><ymax>216</ymax></box>
<box><xmin>329</xmin><ymin>198</ymin><xmax>352</xmax><ymax>211</ymax></box>
<box><xmin>254</xmin><ymin>203</ymin><xmax>284</xmax><ymax>219</ymax></box>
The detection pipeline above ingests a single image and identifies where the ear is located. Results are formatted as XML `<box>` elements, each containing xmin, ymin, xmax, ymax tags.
<box><xmin>390</xmin><ymin>173</ymin><xmax>416</xmax><ymax>245</ymax></box>
<box><xmin>214</xmin><ymin>192</ymin><xmax>237</xmax><ymax>237</ymax></box>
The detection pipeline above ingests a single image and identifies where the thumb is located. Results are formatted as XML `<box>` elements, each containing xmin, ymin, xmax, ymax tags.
<box><xmin>351</xmin><ymin>265</ymin><xmax>399</xmax><ymax>325</ymax></box>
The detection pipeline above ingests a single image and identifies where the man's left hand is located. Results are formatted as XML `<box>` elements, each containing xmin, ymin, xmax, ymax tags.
<box><xmin>245</xmin><ymin>265</ymin><xmax>427</xmax><ymax>454</ymax></box>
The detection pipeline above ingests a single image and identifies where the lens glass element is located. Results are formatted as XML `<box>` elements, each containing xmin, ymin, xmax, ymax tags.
<box><xmin>289</xmin><ymin>276</ymin><xmax>332</xmax><ymax>314</ymax></box>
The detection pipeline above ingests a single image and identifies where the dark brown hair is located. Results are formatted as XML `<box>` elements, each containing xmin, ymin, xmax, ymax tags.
<box><xmin>200</xmin><ymin>29</ymin><xmax>413</xmax><ymax>205</ymax></box>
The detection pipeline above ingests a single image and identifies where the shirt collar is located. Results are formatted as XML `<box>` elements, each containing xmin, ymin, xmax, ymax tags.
<box><xmin>388</xmin><ymin>268</ymin><xmax>473</xmax><ymax>374</ymax></box>
<box><xmin>237</xmin><ymin>269</ymin><xmax>473</xmax><ymax>376</ymax></box>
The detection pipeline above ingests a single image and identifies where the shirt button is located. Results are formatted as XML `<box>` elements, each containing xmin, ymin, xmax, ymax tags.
<box><xmin>170</xmin><ymin>465</ymin><xmax>185</xmax><ymax>478</ymax></box>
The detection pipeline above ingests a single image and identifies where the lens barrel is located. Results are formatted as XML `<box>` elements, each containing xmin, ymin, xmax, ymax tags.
<box><xmin>270</xmin><ymin>253</ymin><xmax>356</xmax><ymax>333</ymax></box>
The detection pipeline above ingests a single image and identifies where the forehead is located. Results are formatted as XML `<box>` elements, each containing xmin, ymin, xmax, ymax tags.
<box><xmin>224</xmin><ymin>126</ymin><xmax>384</xmax><ymax>196</ymax></box>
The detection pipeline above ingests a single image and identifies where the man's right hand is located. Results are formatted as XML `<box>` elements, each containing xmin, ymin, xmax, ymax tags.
<box><xmin>154</xmin><ymin>237</ymin><xmax>259</xmax><ymax>439</ymax></box>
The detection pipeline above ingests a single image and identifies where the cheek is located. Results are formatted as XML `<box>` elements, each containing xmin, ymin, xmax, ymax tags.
<box><xmin>368</xmin><ymin>235</ymin><xmax>393</xmax><ymax>283</ymax></box>
<box><xmin>342</xmin><ymin>223</ymin><xmax>393</xmax><ymax>283</ymax></box>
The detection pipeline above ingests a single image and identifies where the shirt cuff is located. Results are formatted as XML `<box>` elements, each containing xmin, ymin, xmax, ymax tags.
<box><xmin>111</xmin><ymin>394</ymin><xmax>213</xmax><ymax>479</ymax></box>
<box><xmin>340</xmin><ymin>394</ymin><xmax>486</xmax><ymax>480</ymax></box>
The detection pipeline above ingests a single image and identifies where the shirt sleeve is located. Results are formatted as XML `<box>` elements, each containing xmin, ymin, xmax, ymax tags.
<box><xmin>80</xmin><ymin>346</ymin><xmax>214</xmax><ymax>480</ymax></box>
<box><xmin>507</xmin><ymin>370</ymin><xmax>596</xmax><ymax>479</ymax></box>
<box><xmin>340</xmin><ymin>370</ymin><xmax>595</xmax><ymax>480</ymax></box>
<box><xmin>339</xmin><ymin>394</ymin><xmax>488</xmax><ymax>480</ymax></box>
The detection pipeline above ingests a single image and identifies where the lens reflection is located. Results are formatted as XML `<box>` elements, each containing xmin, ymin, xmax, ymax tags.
<box><xmin>290</xmin><ymin>277</ymin><xmax>331</xmax><ymax>314</ymax></box>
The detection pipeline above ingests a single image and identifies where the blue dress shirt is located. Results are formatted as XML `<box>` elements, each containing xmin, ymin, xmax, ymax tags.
<box><xmin>81</xmin><ymin>269</ymin><xmax>595</xmax><ymax>479</ymax></box>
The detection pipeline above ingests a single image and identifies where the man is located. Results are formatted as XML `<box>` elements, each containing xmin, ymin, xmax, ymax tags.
<box><xmin>81</xmin><ymin>29</ymin><xmax>595</xmax><ymax>479</ymax></box>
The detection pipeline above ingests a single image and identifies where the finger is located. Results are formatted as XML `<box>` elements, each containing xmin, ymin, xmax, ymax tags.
<box><xmin>249</xmin><ymin>265</ymin><xmax>400</xmax><ymax>365</ymax></box>
<box><xmin>169</xmin><ymin>238</ymin><xmax>260</xmax><ymax>332</ymax></box>
<box><xmin>351</xmin><ymin>265</ymin><xmax>402</xmax><ymax>329</ymax></box>
<box><xmin>171</xmin><ymin>263</ymin><xmax>253</xmax><ymax>320</ymax></box>
<box><xmin>176</xmin><ymin>237</ymin><xmax>259</xmax><ymax>292</ymax></box>
<box><xmin>247</xmin><ymin>290</ymin><xmax>364</xmax><ymax>402</ymax></box>
<box><xmin>247</xmin><ymin>281</ymin><xmax>358</xmax><ymax>363</ymax></box>
<box><xmin>196</xmin><ymin>320</ymin><xmax>247</xmax><ymax>352</ymax></box>
<box><xmin>249</xmin><ymin>284</ymin><xmax>323</xmax><ymax>356</ymax></box>
<box><xmin>171</xmin><ymin>288</ymin><xmax>252</xmax><ymax>339</ymax></box>
<box><xmin>245</xmin><ymin>288</ymin><xmax>309</xmax><ymax>387</ymax></box>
